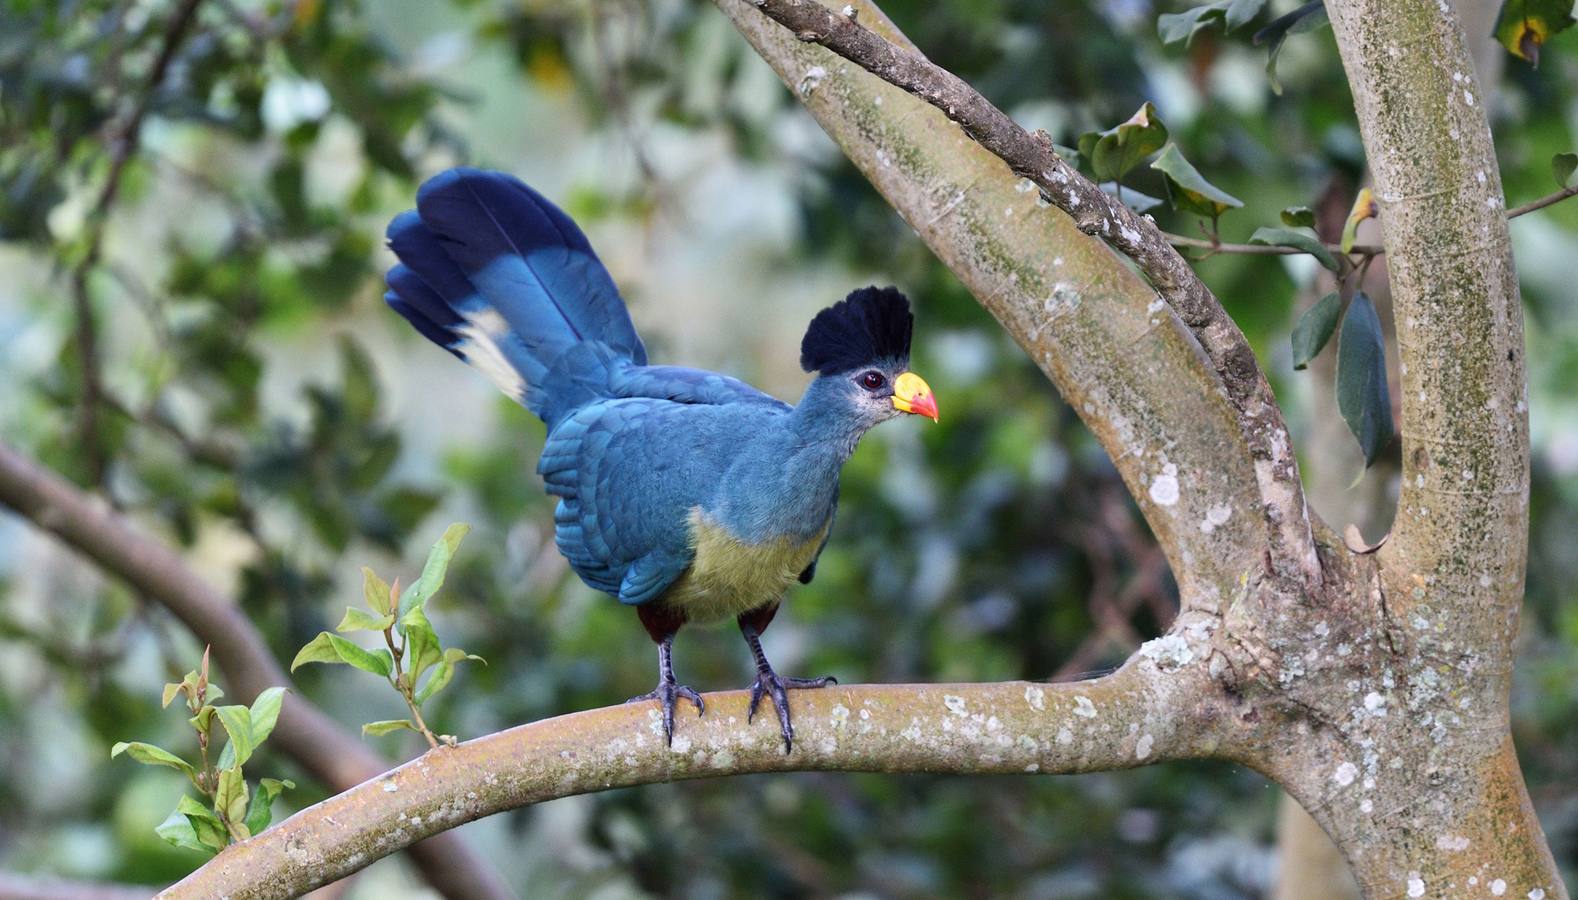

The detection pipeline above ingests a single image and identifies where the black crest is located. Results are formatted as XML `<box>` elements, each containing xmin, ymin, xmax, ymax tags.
<box><xmin>799</xmin><ymin>286</ymin><xmax>913</xmax><ymax>375</ymax></box>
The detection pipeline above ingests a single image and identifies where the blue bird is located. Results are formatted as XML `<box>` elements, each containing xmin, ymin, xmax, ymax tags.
<box><xmin>385</xmin><ymin>168</ymin><xmax>939</xmax><ymax>750</ymax></box>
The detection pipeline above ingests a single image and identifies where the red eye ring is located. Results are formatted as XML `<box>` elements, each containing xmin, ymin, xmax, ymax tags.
<box><xmin>860</xmin><ymin>371</ymin><xmax>886</xmax><ymax>390</ymax></box>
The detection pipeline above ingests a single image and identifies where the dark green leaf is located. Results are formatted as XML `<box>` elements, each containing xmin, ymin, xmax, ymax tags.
<box><xmin>1292</xmin><ymin>292</ymin><xmax>1343</xmax><ymax>370</ymax></box>
<box><xmin>1151</xmin><ymin>144</ymin><xmax>1244</xmax><ymax>219</ymax></box>
<box><xmin>1087</xmin><ymin>103</ymin><xmax>1169</xmax><ymax>183</ymax></box>
<box><xmin>1496</xmin><ymin>0</ymin><xmax>1577</xmax><ymax>63</ymax></box>
<box><xmin>243</xmin><ymin>777</ymin><xmax>294</xmax><ymax>836</ymax></box>
<box><xmin>1336</xmin><ymin>292</ymin><xmax>1395</xmax><ymax>467</ymax></box>
<box><xmin>398</xmin><ymin>523</ymin><xmax>471</xmax><ymax>616</ymax></box>
<box><xmin>1280</xmin><ymin>206</ymin><xmax>1316</xmax><ymax>228</ymax></box>
<box><xmin>1254</xmin><ymin>1</ymin><xmax>1329</xmax><ymax>93</ymax></box>
<box><xmin>1249</xmin><ymin>227</ymin><xmax>1339</xmax><ymax>271</ymax></box>
<box><xmin>1553</xmin><ymin>152</ymin><xmax>1578</xmax><ymax>188</ymax></box>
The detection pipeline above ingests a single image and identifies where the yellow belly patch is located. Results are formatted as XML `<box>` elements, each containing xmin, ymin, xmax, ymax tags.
<box><xmin>659</xmin><ymin>508</ymin><xmax>831</xmax><ymax>623</ymax></box>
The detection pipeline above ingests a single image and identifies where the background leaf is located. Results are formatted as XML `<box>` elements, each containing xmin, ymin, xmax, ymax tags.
<box><xmin>1291</xmin><ymin>292</ymin><xmax>1343</xmax><ymax>370</ymax></box>
<box><xmin>1152</xmin><ymin>144</ymin><xmax>1244</xmax><ymax>219</ymax></box>
<box><xmin>1336</xmin><ymin>292</ymin><xmax>1395</xmax><ymax>466</ymax></box>
<box><xmin>1553</xmin><ymin>151</ymin><xmax>1578</xmax><ymax>188</ymax></box>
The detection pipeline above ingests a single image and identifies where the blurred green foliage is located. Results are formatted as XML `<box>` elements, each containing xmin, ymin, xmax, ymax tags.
<box><xmin>0</xmin><ymin>0</ymin><xmax>1575</xmax><ymax>896</ymax></box>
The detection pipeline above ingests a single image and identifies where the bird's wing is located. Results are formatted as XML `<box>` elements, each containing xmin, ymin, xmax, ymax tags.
<box><xmin>540</xmin><ymin>397</ymin><xmax>748</xmax><ymax>604</ymax></box>
<box><xmin>611</xmin><ymin>365</ymin><xmax>791</xmax><ymax>411</ymax></box>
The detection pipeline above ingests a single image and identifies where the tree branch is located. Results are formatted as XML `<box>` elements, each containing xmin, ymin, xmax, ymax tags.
<box><xmin>739</xmin><ymin>0</ymin><xmax>1320</xmax><ymax>589</ymax></box>
<box><xmin>0</xmin><ymin>442</ymin><xmax>512</xmax><ymax>900</ymax></box>
<box><xmin>162</xmin><ymin>660</ymin><xmax>1217</xmax><ymax>899</ymax></box>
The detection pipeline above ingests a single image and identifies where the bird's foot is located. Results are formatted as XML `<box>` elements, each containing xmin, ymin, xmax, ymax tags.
<box><xmin>627</xmin><ymin>681</ymin><xmax>704</xmax><ymax>746</ymax></box>
<box><xmin>747</xmin><ymin>668</ymin><xmax>837</xmax><ymax>753</ymax></box>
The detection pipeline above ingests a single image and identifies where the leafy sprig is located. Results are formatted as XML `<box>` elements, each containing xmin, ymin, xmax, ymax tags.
<box><xmin>111</xmin><ymin>648</ymin><xmax>292</xmax><ymax>855</ymax></box>
<box><xmin>292</xmin><ymin>523</ymin><xmax>484</xmax><ymax>749</ymax></box>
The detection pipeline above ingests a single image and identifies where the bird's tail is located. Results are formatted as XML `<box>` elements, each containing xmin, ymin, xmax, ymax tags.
<box><xmin>384</xmin><ymin>168</ymin><xmax>646</xmax><ymax>423</ymax></box>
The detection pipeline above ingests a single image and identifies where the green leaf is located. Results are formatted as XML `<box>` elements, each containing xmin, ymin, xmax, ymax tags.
<box><xmin>362</xmin><ymin>718</ymin><xmax>417</xmax><ymax>737</ymax></box>
<box><xmin>243</xmin><ymin>777</ymin><xmax>294</xmax><ymax>836</ymax></box>
<box><xmin>1085</xmin><ymin>103</ymin><xmax>1169</xmax><ymax>184</ymax></box>
<box><xmin>291</xmin><ymin>632</ymin><xmax>394</xmax><ymax>678</ymax></box>
<box><xmin>1159</xmin><ymin>1</ymin><xmax>1268</xmax><ymax>44</ymax></box>
<box><xmin>1553</xmin><ymin>152</ymin><xmax>1578</xmax><ymax>188</ymax></box>
<box><xmin>189</xmin><ymin>705</ymin><xmax>216</xmax><ymax>733</ymax></box>
<box><xmin>215</xmin><ymin>767</ymin><xmax>249</xmax><ymax>838</ymax></box>
<box><xmin>1151</xmin><ymin>144</ymin><xmax>1244</xmax><ymax>219</ymax></box>
<box><xmin>362</xmin><ymin>566</ymin><xmax>392</xmax><ymax>616</ymax></box>
<box><xmin>416</xmin><ymin>647</ymin><xmax>485</xmax><ymax>705</ymax></box>
<box><xmin>248</xmin><ymin>686</ymin><xmax>287</xmax><ymax>747</ymax></box>
<box><xmin>111</xmin><ymin>742</ymin><xmax>197</xmax><ymax>782</ymax></box>
<box><xmin>337</xmin><ymin>606</ymin><xmax>395</xmax><ymax>633</ymax></box>
<box><xmin>214</xmin><ymin>704</ymin><xmax>255</xmax><ymax>770</ymax></box>
<box><xmin>157</xmin><ymin>796</ymin><xmax>228</xmax><ymax>855</ymax></box>
<box><xmin>1249</xmin><ymin>227</ymin><xmax>1339</xmax><ymax>272</ymax></box>
<box><xmin>1496</xmin><ymin>0</ymin><xmax>1577</xmax><ymax>63</ymax></box>
<box><xmin>1291</xmin><ymin>292</ymin><xmax>1343</xmax><ymax>370</ymax></box>
<box><xmin>1336</xmin><ymin>292</ymin><xmax>1395</xmax><ymax>467</ymax></box>
<box><xmin>1280</xmin><ymin>206</ymin><xmax>1316</xmax><ymax>228</ymax></box>
<box><xmin>162</xmin><ymin>682</ymin><xmax>185</xmax><ymax>709</ymax></box>
<box><xmin>1254</xmin><ymin>1</ymin><xmax>1329</xmax><ymax>94</ymax></box>
<box><xmin>400</xmin><ymin>605</ymin><xmax>442</xmax><ymax>681</ymax></box>
<box><xmin>398</xmin><ymin>523</ymin><xmax>471</xmax><ymax>617</ymax></box>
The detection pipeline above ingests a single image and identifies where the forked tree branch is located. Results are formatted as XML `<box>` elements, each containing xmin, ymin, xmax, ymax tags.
<box><xmin>721</xmin><ymin>0</ymin><xmax>1275</xmax><ymax>595</ymax></box>
<box><xmin>743</xmin><ymin>0</ymin><xmax>1320</xmax><ymax>589</ymax></box>
<box><xmin>161</xmin><ymin>661</ymin><xmax>1219</xmax><ymax>898</ymax></box>
<box><xmin>0</xmin><ymin>443</ymin><xmax>511</xmax><ymax>900</ymax></box>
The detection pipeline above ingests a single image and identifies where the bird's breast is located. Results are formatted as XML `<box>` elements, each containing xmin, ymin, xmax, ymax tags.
<box><xmin>659</xmin><ymin>508</ymin><xmax>831</xmax><ymax>623</ymax></box>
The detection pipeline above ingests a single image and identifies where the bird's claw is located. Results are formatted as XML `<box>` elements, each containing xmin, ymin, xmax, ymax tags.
<box><xmin>627</xmin><ymin>681</ymin><xmax>704</xmax><ymax>745</ymax></box>
<box><xmin>747</xmin><ymin>669</ymin><xmax>837</xmax><ymax>753</ymax></box>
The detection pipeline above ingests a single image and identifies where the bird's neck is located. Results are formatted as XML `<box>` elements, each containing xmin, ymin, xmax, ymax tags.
<box><xmin>788</xmin><ymin>376</ymin><xmax>870</xmax><ymax>463</ymax></box>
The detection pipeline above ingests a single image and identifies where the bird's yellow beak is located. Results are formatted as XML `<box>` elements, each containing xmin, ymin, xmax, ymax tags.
<box><xmin>891</xmin><ymin>371</ymin><xmax>939</xmax><ymax>422</ymax></box>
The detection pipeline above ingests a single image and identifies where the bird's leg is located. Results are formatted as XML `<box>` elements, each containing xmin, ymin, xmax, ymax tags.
<box><xmin>625</xmin><ymin>633</ymin><xmax>705</xmax><ymax>745</ymax></box>
<box><xmin>627</xmin><ymin>607</ymin><xmax>703</xmax><ymax>745</ymax></box>
<box><xmin>738</xmin><ymin>604</ymin><xmax>836</xmax><ymax>753</ymax></box>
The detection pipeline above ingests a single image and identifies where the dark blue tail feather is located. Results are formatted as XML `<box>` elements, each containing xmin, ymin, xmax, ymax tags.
<box><xmin>384</xmin><ymin>168</ymin><xmax>648</xmax><ymax>419</ymax></box>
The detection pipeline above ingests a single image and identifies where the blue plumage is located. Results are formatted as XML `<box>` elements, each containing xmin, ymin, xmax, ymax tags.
<box><xmin>385</xmin><ymin>167</ymin><xmax>935</xmax><ymax>750</ymax></box>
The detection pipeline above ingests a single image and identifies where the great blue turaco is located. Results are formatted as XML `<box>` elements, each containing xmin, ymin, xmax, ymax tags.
<box><xmin>383</xmin><ymin>168</ymin><xmax>939</xmax><ymax>750</ymax></box>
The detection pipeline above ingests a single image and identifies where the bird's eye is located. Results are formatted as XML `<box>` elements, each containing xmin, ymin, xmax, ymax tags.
<box><xmin>860</xmin><ymin>371</ymin><xmax>886</xmax><ymax>390</ymax></box>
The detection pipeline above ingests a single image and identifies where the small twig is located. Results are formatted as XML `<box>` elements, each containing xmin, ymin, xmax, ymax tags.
<box><xmin>1164</xmin><ymin>231</ymin><xmax>1384</xmax><ymax>258</ymax></box>
<box><xmin>1507</xmin><ymin>183</ymin><xmax>1578</xmax><ymax>219</ymax></box>
<box><xmin>1162</xmin><ymin>183</ymin><xmax>1577</xmax><ymax>263</ymax></box>
<box><xmin>383</xmin><ymin>624</ymin><xmax>440</xmax><ymax>750</ymax></box>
